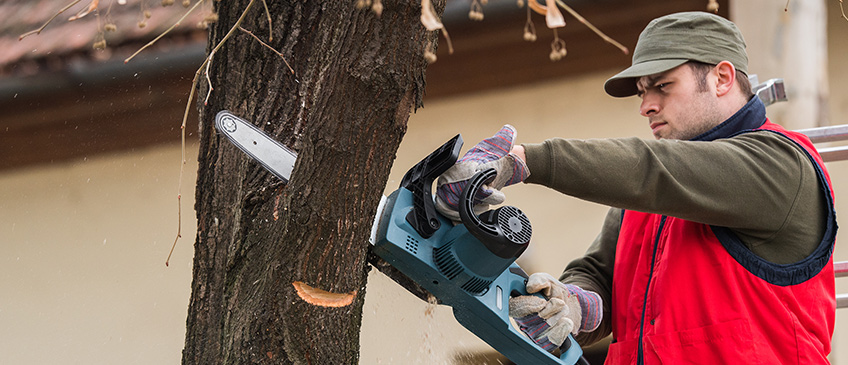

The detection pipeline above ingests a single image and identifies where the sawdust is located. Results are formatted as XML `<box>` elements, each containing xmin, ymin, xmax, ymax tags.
<box><xmin>419</xmin><ymin>294</ymin><xmax>441</xmax><ymax>363</ymax></box>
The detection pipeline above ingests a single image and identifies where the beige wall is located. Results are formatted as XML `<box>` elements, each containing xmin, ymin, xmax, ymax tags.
<box><xmin>2</xmin><ymin>7</ymin><xmax>848</xmax><ymax>365</ymax></box>
<box><xmin>0</xmin><ymin>145</ymin><xmax>198</xmax><ymax>364</ymax></box>
<box><xmin>826</xmin><ymin>2</ymin><xmax>848</xmax><ymax>363</ymax></box>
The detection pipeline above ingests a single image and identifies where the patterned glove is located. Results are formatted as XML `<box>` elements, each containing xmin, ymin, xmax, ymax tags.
<box><xmin>508</xmin><ymin>273</ymin><xmax>602</xmax><ymax>352</ymax></box>
<box><xmin>434</xmin><ymin>125</ymin><xmax>530</xmax><ymax>222</ymax></box>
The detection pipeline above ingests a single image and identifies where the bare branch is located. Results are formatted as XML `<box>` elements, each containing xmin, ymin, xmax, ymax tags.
<box><xmin>168</xmin><ymin>0</ymin><xmax>258</xmax><ymax>266</ymax></box>
<box><xmin>238</xmin><ymin>26</ymin><xmax>296</xmax><ymax>75</ymax></box>
<box><xmin>204</xmin><ymin>50</ymin><xmax>215</xmax><ymax>105</ymax></box>
<box><xmin>841</xmin><ymin>0</ymin><xmax>848</xmax><ymax>21</ymax></box>
<box><xmin>19</xmin><ymin>0</ymin><xmax>82</xmax><ymax>40</ymax></box>
<box><xmin>554</xmin><ymin>0</ymin><xmax>629</xmax><ymax>55</ymax></box>
<box><xmin>262</xmin><ymin>0</ymin><xmax>273</xmax><ymax>41</ymax></box>
<box><xmin>125</xmin><ymin>0</ymin><xmax>204</xmax><ymax>64</ymax></box>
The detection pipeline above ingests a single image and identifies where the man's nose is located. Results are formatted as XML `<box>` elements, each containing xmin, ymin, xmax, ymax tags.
<box><xmin>640</xmin><ymin>95</ymin><xmax>659</xmax><ymax>117</ymax></box>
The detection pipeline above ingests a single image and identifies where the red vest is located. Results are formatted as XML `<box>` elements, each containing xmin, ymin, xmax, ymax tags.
<box><xmin>606</xmin><ymin>121</ymin><xmax>836</xmax><ymax>364</ymax></box>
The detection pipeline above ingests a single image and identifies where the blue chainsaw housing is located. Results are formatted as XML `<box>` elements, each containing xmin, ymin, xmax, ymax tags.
<box><xmin>371</xmin><ymin>135</ymin><xmax>584</xmax><ymax>365</ymax></box>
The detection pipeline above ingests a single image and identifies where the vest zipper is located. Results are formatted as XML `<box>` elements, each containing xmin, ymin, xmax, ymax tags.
<box><xmin>637</xmin><ymin>215</ymin><xmax>666</xmax><ymax>365</ymax></box>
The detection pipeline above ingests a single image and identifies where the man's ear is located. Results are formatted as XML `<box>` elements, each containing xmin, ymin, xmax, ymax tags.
<box><xmin>714</xmin><ymin>61</ymin><xmax>736</xmax><ymax>97</ymax></box>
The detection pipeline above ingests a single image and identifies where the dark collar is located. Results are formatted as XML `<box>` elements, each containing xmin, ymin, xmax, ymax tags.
<box><xmin>690</xmin><ymin>97</ymin><xmax>767</xmax><ymax>142</ymax></box>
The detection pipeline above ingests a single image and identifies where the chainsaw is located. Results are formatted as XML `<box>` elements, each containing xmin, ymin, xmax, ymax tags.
<box><xmin>214</xmin><ymin>110</ymin><xmax>588</xmax><ymax>365</ymax></box>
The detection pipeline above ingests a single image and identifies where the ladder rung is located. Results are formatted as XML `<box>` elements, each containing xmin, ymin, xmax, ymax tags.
<box><xmin>835</xmin><ymin>261</ymin><xmax>848</xmax><ymax>277</ymax></box>
<box><xmin>838</xmin><ymin>294</ymin><xmax>848</xmax><ymax>309</ymax></box>
<box><xmin>797</xmin><ymin>125</ymin><xmax>848</xmax><ymax>143</ymax></box>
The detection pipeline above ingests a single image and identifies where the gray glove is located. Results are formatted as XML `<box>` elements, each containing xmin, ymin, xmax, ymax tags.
<box><xmin>434</xmin><ymin>125</ymin><xmax>530</xmax><ymax>222</ymax></box>
<box><xmin>509</xmin><ymin>273</ymin><xmax>602</xmax><ymax>352</ymax></box>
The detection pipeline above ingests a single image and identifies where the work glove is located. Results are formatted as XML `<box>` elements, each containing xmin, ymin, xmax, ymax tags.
<box><xmin>435</xmin><ymin>125</ymin><xmax>530</xmax><ymax>222</ymax></box>
<box><xmin>508</xmin><ymin>273</ymin><xmax>602</xmax><ymax>353</ymax></box>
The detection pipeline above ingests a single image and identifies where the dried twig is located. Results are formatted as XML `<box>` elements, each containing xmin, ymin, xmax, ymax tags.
<box><xmin>19</xmin><ymin>0</ymin><xmax>82</xmax><ymax>40</ymax></box>
<box><xmin>125</xmin><ymin>0</ymin><xmax>205</xmax><ymax>63</ymax></box>
<box><xmin>554</xmin><ymin>0</ymin><xmax>628</xmax><ymax>55</ymax></box>
<box><xmin>261</xmin><ymin>0</ymin><xmax>273</xmax><ymax>41</ymax></box>
<box><xmin>204</xmin><ymin>50</ymin><xmax>215</xmax><ymax>105</ymax></box>
<box><xmin>841</xmin><ymin>0</ymin><xmax>848</xmax><ymax>21</ymax></box>
<box><xmin>167</xmin><ymin>0</ymin><xmax>258</xmax><ymax>266</ymax></box>
<box><xmin>523</xmin><ymin>4</ymin><xmax>537</xmax><ymax>41</ymax></box>
<box><xmin>239</xmin><ymin>26</ymin><xmax>295</xmax><ymax>75</ymax></box>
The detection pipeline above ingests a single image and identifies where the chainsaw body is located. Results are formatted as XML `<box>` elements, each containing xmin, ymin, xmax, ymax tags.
<box><xmin>371</xmin><ymin>135</ymin><xmax>584</xmax><ymax>365</ymax></box>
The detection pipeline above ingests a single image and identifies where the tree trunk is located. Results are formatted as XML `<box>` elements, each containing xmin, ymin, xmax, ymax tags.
<box><xmin>182</xmin><ymin>1</ymin><xmax>441</xmax><ymax>363</ymax></box>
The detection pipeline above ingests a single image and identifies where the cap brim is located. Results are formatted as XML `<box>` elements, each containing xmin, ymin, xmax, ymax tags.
<box><xmin>604</xmin><ymin>59</ymin><xmax>689</xmax><ymax>97</ymax></box>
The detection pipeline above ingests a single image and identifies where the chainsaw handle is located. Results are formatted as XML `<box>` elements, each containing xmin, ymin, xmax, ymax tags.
<box><xmin>509</xmin><ymin>270</ymin><xmax>587</xmax><ymax>365</ymax></box>
<box><xmin>459</xmin><ymin>168</ymin><xmax>532</xmax><ymax>259</ymax></box>
<box><xmin>400</xmin><ymin>134</ymin><xmax>463</xmax><ymax>238</ymax></box>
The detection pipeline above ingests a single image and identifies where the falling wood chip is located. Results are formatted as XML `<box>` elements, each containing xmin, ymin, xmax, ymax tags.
<box><xmin>293</xmin><ymin>281</ymin><xmax>357</xmax><ymax>308</ymax></box>
<box><xmin>69</xmin><ymin>0</ymin><xmax>99</xmax><ymax>21</ymax></box>
<box><xmin>544</xmin><ymin>0</ymin><xmax>566</xmax><ymax>28</ymax></box>
<box><xmin>420</xmin><ymin>0</ymin><xmax>443</xmax><ymax>31</ymax></box>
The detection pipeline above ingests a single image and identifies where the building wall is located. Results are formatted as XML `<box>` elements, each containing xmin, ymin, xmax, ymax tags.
<box><xmin>0</xmin><ymin>145</ymin><xmax>198</xmax><ymax>364</ymax></box>
<box><xmin>2</xmin><ymin>7</ymin><xmax>848</xmax><ymax>365</ymax></box>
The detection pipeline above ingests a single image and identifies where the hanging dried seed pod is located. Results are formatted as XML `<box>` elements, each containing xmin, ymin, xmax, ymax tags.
<box><xmin>469</xmin><ymin>0</ymin><xmax>484</xmax><ymax>21</ymax></box>
<box><xmin>424</xmin><ymin>50</ymin><xmax>437</xmax><ymax>64</ymax></box>
<box><xmin>549</xmin><ymin>29</ymin><xmax>567</xmax><ymax>61</ymax></box>
<box><xmin>523</xmin><ymin>4</ymin><xmax>537</xmax><ymax>42</ymax></box>
<box><xmin>707</xmin><ymin>0</ymin><xmax>719</xmax><ymax>12</ymax></box>
<box><xmin>204</xmin><ymin>12</ymin><xmax>219</xmax><ymax>23</ymax></box>
<box><xmin>372</xmin><ymin>0</ymin><xmax>383</xmax><ymax>16</ymax></box>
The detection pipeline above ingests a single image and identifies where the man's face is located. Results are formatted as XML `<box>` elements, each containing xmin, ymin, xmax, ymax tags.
<box><xmin>636</xmin><ymin>64</ymin><xmax>724</xmax><ymax>140</ymax></box>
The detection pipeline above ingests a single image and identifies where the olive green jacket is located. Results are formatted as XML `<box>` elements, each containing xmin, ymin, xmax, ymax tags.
<box><xmin>522</xmin><ymin>126</ymin><xmax>827</xmax><ymax>345</ymax></box>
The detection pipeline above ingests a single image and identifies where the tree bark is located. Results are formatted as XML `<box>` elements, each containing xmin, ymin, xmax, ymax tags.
<box><xmin>182</xmin><ymin>1</ymin><xmax>441</xmax><ymax>363</ymax></box>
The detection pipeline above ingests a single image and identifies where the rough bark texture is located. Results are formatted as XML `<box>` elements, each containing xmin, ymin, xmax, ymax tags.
<box><xmin>183</xmin><ymin>1</ymin><xmax>441</xmax><ymax>364</ymax></box>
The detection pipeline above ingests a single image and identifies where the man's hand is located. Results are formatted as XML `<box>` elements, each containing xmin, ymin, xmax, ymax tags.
<box><xmin>435</xmin><ymin>125</ymin><xmax>529</xmax><ymax>221</ymax></box>
<box><xmin>509</xmin><ymin>273</ymin><xmax>602</xmax><ymax>352</ymax></box>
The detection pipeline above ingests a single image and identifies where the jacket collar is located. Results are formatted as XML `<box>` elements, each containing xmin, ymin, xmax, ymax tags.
<box><xmin>690</xmin><ymin>97</ymin><xmax>767</xmax><ymax>142</ymax></box>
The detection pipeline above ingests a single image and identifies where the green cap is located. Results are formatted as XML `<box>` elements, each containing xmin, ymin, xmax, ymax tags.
<box><xmin>604</xmin><ymin>12</ymin><xmax>748</xmax><ymax>98</ymax></box>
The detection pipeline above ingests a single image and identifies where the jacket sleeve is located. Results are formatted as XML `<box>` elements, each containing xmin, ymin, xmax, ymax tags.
<box><xmin>520</xmin><ymin>132</ymin><xmax>824</xmax><ymax>254</ymax></box>
<box><xmin>559</xmin><ymin>207</ymin><xmax>620</xmax><ymax>346</ymax></box>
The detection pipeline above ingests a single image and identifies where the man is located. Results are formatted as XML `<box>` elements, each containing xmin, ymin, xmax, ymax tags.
<box><xmin>434</xmin><ymin>12</ymin><xmax>836</xmax><ymax>364</ymax></box>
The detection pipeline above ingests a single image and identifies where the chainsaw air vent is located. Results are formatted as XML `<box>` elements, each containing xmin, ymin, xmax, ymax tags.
<box><xmin>433</xmin><ymin>241</ymin><xmax>463</xmax><ymax>280</ymax></box>
<box><xmin>433</xmin><ymin>239</ymin><xmax>491</xmax><ymax>294</ymax></box>
<box><xmin>461</xmin><ymin>277</ymin><xmax>492</xmax><ymax>294</ymax></box>
<box><xmin>497</xmin><ymin>206</ymin><xmax>533</xmax><ymax>245</ymax></box>
<box><xmin>405</xmin><ymin>236</ymin><xmax>419</xmax><ymax>255</ymax></box>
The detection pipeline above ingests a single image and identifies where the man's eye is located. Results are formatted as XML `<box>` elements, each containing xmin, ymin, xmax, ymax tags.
<box><xmin>657</xmin><ymin>83</ymin><xmax>670</xmax><ymax>90</ymax></box>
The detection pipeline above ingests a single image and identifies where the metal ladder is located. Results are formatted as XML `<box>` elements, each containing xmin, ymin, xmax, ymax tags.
<box><xmin>794</xmin><ymin>124</ymin><xmax>848</xmax><ymax>308</ymax></box>
<box><xmin>750</xmin><ymin>75</ymin><xmax>848</xmax><ymax>308</ymax></box>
